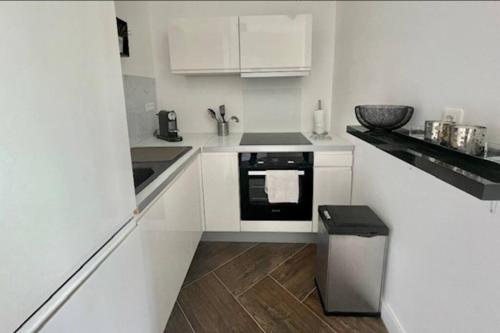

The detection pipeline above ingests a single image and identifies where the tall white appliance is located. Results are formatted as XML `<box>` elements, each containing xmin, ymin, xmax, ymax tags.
<box><xmin>0</xmin><ymin>3</ymin><xmax>138</xmax><ymax>332</ymax></box>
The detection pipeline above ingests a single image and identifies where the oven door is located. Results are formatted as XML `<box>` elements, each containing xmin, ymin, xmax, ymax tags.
<box><xmin>239</xmin><ymin>168</ymin><xmax>313</xmax><ymax>221</ymax></box>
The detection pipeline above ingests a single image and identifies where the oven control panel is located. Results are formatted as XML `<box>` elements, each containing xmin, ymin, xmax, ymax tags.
<box><xmin>239</xmin><ymin>152</ymin><xmax>314</xmax><ymax>168</ymax></box>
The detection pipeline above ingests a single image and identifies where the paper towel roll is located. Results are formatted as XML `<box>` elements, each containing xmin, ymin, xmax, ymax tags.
<box><xmin>314</xmin><ymin>109</ymin><xmax>326</xmax><ymax>134</ymax></box>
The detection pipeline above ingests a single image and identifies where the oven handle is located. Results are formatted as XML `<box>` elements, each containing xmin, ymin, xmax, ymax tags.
<box><xmin>248</xmin><ymin>170</ymin><xmax>305</xmax><ymax>176</ymax></box>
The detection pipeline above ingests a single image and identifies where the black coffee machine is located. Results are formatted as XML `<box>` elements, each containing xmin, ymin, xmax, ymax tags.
<box><xmin>156</xmin><ymin>110</ymin><xmax>182</xmax><ymax>142</ymax></box>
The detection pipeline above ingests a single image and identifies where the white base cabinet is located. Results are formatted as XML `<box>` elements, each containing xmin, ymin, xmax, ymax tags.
<box><xmin>201</xmin><ymin>152</ymin><xmax>241</xmax><ymax>231</ymax></box>
<box><xmin>137</xmin><ymin>155</ymin><xmax>204</xmax><ymax>327</ymax></box>
<box><xmin>200</xmin><ymin>151</ymin><xmax>352</xmax><ymax>233</ymax></box>
<box><xmin>312</xmin><ymin>152</ymin><xmax>353</xmax><ymax>232</ymax></box>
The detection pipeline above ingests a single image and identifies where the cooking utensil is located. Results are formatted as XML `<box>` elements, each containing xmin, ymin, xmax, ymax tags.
<box><xmin>449</xmin><ymin>125</ymin><xmax>487</xmax><ymax>157</ymax></box>
<box><xmin>207</xmin><ymin>108</ymin><xmax>219</xmax><ymax>122</ymax></box>
<box><xmin>355</xmin><ymin>105</ymin><xmax>414</xmax><ymax>131</ymax></box>
<box><xmin>219</xmin><ymin>104</ymin><xmax>226</xmax><ymax>123</ymax></box>
<box><xmin>424</xmin><ymin>120</ymin><xmax>455</xmax><ymax>145</ymax></box>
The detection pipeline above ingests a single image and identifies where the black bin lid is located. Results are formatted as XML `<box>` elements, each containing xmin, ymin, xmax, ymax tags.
<box><xmin>318</xmin><ymin>205</ymin><xmax>389</xmax><ymax>236</ymax></box>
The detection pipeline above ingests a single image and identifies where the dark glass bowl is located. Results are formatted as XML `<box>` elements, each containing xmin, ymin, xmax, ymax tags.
<box><xmin>355</xmin><ymin>105</ymin><xmax>414</xmax><ymax>131</ymax></box>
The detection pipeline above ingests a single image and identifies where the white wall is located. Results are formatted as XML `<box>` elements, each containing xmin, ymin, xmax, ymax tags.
<box><xmin>352</xmin><ymin>137</ymin><xmax>500</xmax><ymax>333</ymax></box>
<box><xmin>115</xmin><ymin>1</ymin><xmax>155</xmax><ymax>78</ymax></box>
<box><xmin>333</xmin><ymin>3</ymin><xmax>500</xmax><ymax>332</ymax></box>
<box><xmin>332</xmin><ymin>2</ymin><xmax>500</xmax><ymax>142</ymax></box>
<box><xmin>115</xmin><ymin>1</ymin><xmax>158</xmax><ymax>146</ymax></box>
<box><xmin>148</xmin><ymin>1</ymin><xmax>336</xmax><ymax>134</ymax></box>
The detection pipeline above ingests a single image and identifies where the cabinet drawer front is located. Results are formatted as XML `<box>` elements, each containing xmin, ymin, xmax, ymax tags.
<box><xmin>314</xmin><ymin>152</ymin><xmax>353</xmax><ymax>167</ymax></box>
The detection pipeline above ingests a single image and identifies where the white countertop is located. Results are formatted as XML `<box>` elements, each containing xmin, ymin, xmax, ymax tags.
<box><xmin>133</xmin><ymin>132</ymin><xmax>353</xmax><ymax>209</ymax></box>
<box><xmin>135</xmin><ymin>132</ymin><xmax>353</xmax><ymax>152</ymax></box>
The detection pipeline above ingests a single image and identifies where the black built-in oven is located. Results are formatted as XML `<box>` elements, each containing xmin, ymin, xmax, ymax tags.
<box><xmin>239</xmin><ymin>152</ymin><xmax>313</xmax><ymax>221</ymax></box>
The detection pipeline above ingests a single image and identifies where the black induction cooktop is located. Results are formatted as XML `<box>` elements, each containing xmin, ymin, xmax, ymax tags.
<box><xmin>240</xmin><ymin>132</ymin><xmax>312</xmax><ymax>146</ymax></box>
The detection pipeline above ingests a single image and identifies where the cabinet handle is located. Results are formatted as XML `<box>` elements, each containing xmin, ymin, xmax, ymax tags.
<box><xmin>248</xmin><ymin>170</ymin><xmax>305</xmax><ymax>176</ymax></box>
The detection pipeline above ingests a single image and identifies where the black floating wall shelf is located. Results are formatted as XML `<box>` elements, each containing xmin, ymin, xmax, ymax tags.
<box><xmin>347</xmin><ymin>126</ymin><xmax>500</xmax><ymax>201</ymax></box>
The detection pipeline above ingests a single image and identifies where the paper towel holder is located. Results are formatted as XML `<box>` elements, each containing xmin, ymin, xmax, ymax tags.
<box><xmin>312</xmin><ymin>99</ymin><xmax>331</xmax><ymax>140</ymax></box>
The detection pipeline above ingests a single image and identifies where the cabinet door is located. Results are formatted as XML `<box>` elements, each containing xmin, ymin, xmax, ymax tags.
<box><xmin>202</xmin><ymin>153</ymin><xmax>240</xmax><ymax>231</ymax></box>
<box><xmin>239</xmin><ymin>14</ymin><xmax>312</xmax><ymax>73</ymax></box>
<box><xmin>313</xmin><ymin>167</ymin><xmax>352</xmax><ymax>232</ymax></box>
<box><xmin>137</xmin><ymin>155</ymin><xmax>203</xmax><ymax>329</ymax></box>
<box><xmin>168</xmin><ymin>17</ymin><xmax>240</xmax><ymax>74</ymax></box>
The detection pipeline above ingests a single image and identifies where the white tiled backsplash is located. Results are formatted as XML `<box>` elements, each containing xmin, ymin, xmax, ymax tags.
<box><xmin>242</xmin><ymin>78</ymin><xmax>301</xmax><ymax>133</ymax></box>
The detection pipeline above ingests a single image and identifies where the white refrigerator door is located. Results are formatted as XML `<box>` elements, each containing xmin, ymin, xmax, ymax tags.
<box><xmin>38</xmin><ymin>225</ymin><xmax>155</xmax><ymax>333</ymax></box>
<box><xmin>0</xmin><ymin>3</ymin><xmax>136</xmax><ymax>332</ymax></box>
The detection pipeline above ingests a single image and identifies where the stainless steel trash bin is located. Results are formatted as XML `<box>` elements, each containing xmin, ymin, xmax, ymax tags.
<box><xmin>316</xmin><ymin>205</ymin><xmax>389</xmax><ymax>316</ymax></box>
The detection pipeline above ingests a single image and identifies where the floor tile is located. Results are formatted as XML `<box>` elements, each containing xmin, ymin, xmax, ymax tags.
<box><xmin>178</xmin><ymin>273</ymin><xmax>262</xmax><ymax>333</ymax></box>
<box><xmin>215</xmin><ymin>243</ymin><xmax>305</xmax><ymax>295</ymax></box>
<box><xmin>238</xmin><ymin>277</ymin><xmax>334</xmax><ymax>333</ymax></box>
<box><xmin>270</xmin><ymin>243</ymin><xmax>316</xmax><ymax>300</ymax></box>
<box><xmin>183</xmin><ymin>241</ymin><xmax>256</xmax><ymax>285</ymax></box>
<box><xmin>164</xmin><ymin>303</ymin><xmax>193</xmax><ymax>333</ymax></box>
<box><xmin>304</xmin><ymin>289</ymin><xmax>388</xmax><ymax>333</ymax></box>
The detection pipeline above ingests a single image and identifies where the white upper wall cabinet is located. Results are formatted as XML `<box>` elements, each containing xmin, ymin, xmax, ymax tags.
<box><xmin>168</xmin><ymin>17</ymin><xmax>240</xmax><ymax>74</ymax></box>
<box><xmin>239</xmin><ymin>14</ymin><xmax>312</xmax><ymax>77</ymax></box>
<box><xmin>167</xmin><ymin>14</ymin><xmax>313</xmax><ymax>77</ymax></box>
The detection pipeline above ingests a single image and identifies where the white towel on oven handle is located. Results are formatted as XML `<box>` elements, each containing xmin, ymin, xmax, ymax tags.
<box><xmin>264</xmin><ymin>170</ymin><xmax>300</xmax><ymax>203</ymax></box>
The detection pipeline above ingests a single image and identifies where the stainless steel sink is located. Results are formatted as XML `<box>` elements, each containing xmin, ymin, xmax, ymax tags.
<box><xmin>131</xmin><ymin>146</ymin><xmax>192</xmax><ymax>194</ymax></box>
<box><xmin>132</xmin><ymin>167</ymin><xmax>154</xmax><ymax>189</ymax></box>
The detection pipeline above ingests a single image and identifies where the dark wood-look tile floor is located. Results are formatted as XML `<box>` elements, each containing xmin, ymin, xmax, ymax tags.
<box><xmin>163</xmin><ymin>303</ymin><xmax>193</xmax><ymax>333</ymax></box>
<box><xmin>165</xmin><ymin>242</ymin><xmax>388</xmax><ymax>333</ymax></box>
<box><xmin>270</xmin><ymin>243</ymin><xmax>316</xmax><ymax>301</ymax></box>
<box><xmin>215</xmin><ymin>242</ymin><xmax>305</xmax><ymax>296</ymax></box>
<box><xmin>183</xmin><ymin>241</ymin><xmax>257</xmax><ymax>286</ymax></box>
<box><xmin>178</xmin><ymin>274</ymin><xmax>262</xmax><ymax>333</ymax></box>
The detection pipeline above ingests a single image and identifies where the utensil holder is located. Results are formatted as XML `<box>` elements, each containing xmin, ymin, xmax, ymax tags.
<box><xmin>217</xmin><ymin>122</ymin><xmax>229</xmax><ymax>136</ymax></box>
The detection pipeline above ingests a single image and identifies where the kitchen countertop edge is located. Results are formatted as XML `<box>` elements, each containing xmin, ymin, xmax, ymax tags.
<box><xmin>135</xmin><ymin>146</ymin><xmax>202</xmax><ymax>212</ymax></box>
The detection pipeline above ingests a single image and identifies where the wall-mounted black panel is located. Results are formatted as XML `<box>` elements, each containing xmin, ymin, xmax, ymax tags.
<box><xmin>116</xmin><ymin>17</ymin><xmax>129</xmax><ymax>58</ymax></box>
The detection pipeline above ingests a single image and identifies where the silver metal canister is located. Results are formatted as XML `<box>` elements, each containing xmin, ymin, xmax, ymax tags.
<box><xmin>449</xmin><ymin>125</ymin><xmax>487</xmax><ymax>156</ymax></box>
<box><xmin>424</xmin><ymin>120</ymin><xmax>455</xmax><ymax>145</ymax></box>
<box><xmin>217</xmin><ymin>122</ymin><xmax>229</xmax><ymax>136</ymax></box>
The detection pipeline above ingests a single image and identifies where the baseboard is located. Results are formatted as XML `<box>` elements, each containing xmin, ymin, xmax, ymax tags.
<box><xmin>201</xmin><ymin>231</ymin><xmax>317</xmax><ymax>243</ymax></box>
<box><xmin>240</xmin><ymin>220</ymin><xmax>312</xmax><ymax>233</ymax></box>
<box><xmin>381</xmin><ymin>300</ymin><xmax>407</xmax><ymax>333</ymax></box>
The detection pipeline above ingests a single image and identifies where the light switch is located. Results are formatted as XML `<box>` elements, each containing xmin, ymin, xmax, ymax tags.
<box><xmin>442</xmin><ymin>107</ymin><xmax>464</xmax><ymax>123</ymax></box>
<box><xmin>145</xmin><ymin>102</ymin><xmax>156</xmax><ymax>113</ymax></box>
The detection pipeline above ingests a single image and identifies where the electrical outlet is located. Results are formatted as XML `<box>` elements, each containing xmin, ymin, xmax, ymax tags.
<box><xmin>145</xmin><ymin>102</ymin><xmax>156</xmax><ymax>113</ymax></box>
<box><xmin>442</xmin><ymin>107</ymin><xmax>464</xmax><ymax>123</ymax></box>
